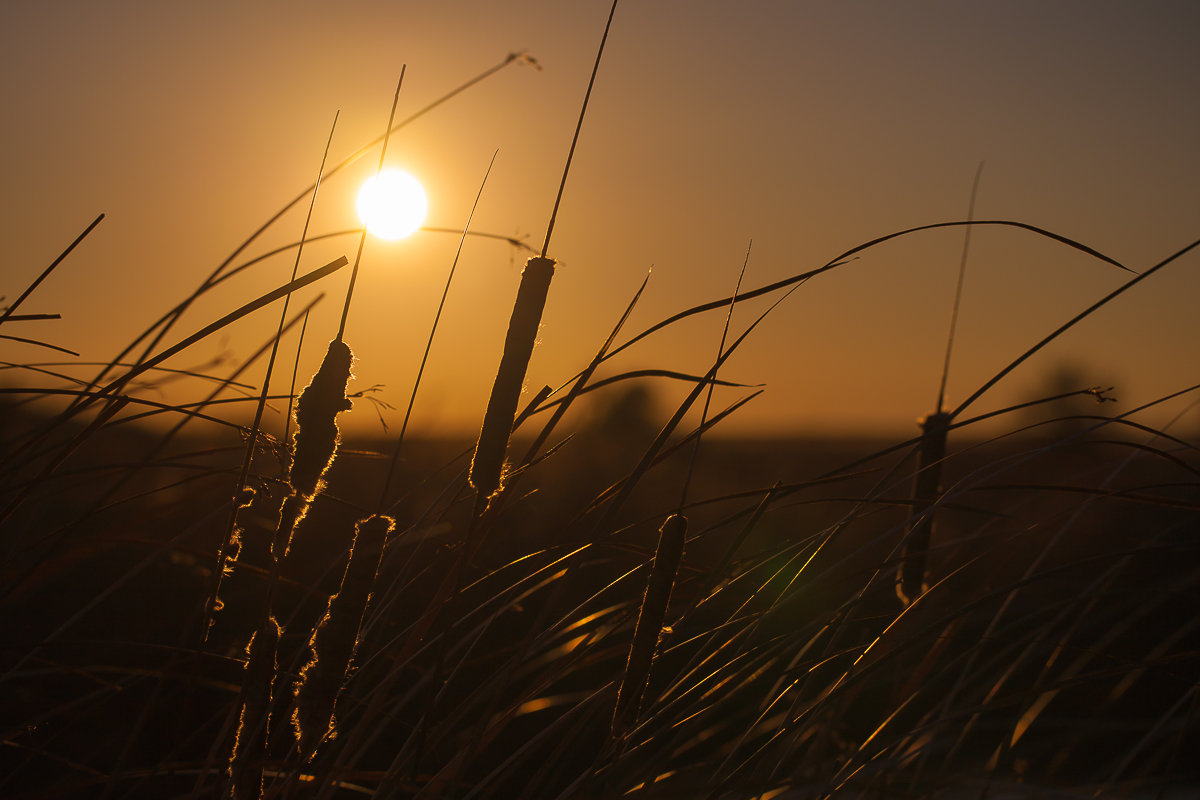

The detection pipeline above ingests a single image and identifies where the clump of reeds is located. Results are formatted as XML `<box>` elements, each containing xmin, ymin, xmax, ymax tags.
<box><xmin>896</xmin><ymin>409</ymin><xmax>950</xmax><ymax>605</ymax></box>
<box><xmin>228</xmin><ymin>615</ymin><xmax>281</xmax><ymax>800</ymax></box>
<box><xmin>292</xmin><ymin>513</ymin><xmax>394</xmax><ymax>758</ymax></box>
<box><xmin>469</xmin><ymin>255</ymin><xmax>556</xmax><ymax>501</ymax></box>
<box><xmin>612</xmin><ymin>512</ymin><xmax>687</xmax><ymax>741</ymax></box>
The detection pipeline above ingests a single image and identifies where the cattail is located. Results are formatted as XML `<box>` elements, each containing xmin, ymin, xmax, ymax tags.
<box><xmin>612</xmin><ymin>513</ymin><xmax>687</xmax><ymax>740</ymax></box>
<box><xmin>228</xmin><ymin>616</ymin><xmax>280</xmax><ymax>800</ymax></box>
<box><xmin>274</xmin><ymin>492</ymin><xmax>311</xmax><ymax>560</ymax></box>
<box><xmin>292</xmin><ymin>514</ymin><xmax>394</xmax><ymax>757</ymax></box>
<box><xmin>210</xmin><ymin>489</ymin><xmax>281</xmax><ymax>648</ymax></box>
<box><xmin>232</xmin><ymin>489</ymin><xmax>277</xmax><ymax>574</ymax></box>
<box><xmin>897</xmin><ymin>411</ymin><xmax>950</xmax><ymax>605</ymax></box>
<box><xmin>290</xmin><ymin>339</ymin><xmax>353</xmax><ymax>498</ymax></box>
<box><xmin>469</xmin><ymin>256</ymin><xmax>556</xmax><ymax>500</ymax></box>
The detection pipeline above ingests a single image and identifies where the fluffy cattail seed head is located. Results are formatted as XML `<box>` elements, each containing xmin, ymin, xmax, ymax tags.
<box><xmin>292</xmin><ymin>514</ymin><xmax>394</xmax><ymax>757</ymax></box>
<box><xmin>229</xmin><ymin>616</ymin><xmax>280</xmax><ymax>800</ymax></box>
<box><xmin>290</xmin><ymin>339</ymin><xmax>353</xmax><ymax>498</ymax></box>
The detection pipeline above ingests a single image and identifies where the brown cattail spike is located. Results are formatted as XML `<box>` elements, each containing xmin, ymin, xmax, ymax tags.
<box><xmin>897</xmin><ymin>411</ymin><xmax>951</xmax><ymax>605</ymax></box>
<box><xmin>612</xmin><ymin>513</ymin><xmax>687</xmax><ymax>740</ymax></box>
<box><xmin>229</xmin><ymin>616</ymin><xmax>281</xmax><ymax>800</ymax></box>
<box><xmin>290</xmin><ymin>339</ymin><xmax>353</xmax><ymax>498</ymax></box>
<box><xmin>210</xmin><ymin>488</ymin><xmax>281</xmax><ymax>648</ymax></box>
<box><xmin>292</xmin><ymin>514</ymin><xmax>394</xmax><ymax>757</ymax></box>
<box><xmin>470</xmin><ymin>256</ymin><xmax>556</xmax><ymax>499</ymax></box>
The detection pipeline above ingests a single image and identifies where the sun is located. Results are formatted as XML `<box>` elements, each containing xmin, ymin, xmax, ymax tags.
<box><xmin>356</xmin><ymin>169</ymin><xmax>428</xmax><ymax>240</ymax></box>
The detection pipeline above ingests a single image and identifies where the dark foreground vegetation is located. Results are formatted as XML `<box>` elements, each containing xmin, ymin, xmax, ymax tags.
<box><xmin>2</xmin><ymin>11</ymin><xmax>1198</xmax><ymax>797</ymax></box>
<box><xmin>2</xmin><ymin>394</ymin><xmax>1197</xmax><ymax>798</ymax></box>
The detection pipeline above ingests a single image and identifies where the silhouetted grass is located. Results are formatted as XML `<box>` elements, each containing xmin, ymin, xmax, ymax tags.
<box><xmin>1</xmin><ymin>9</ymin><xmax>1197</xmax><ymax>800</ymax></box>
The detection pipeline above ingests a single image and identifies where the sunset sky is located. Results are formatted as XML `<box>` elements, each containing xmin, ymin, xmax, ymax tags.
<box><xmin>3</xmin><ymin>1</ymin><xmax>1198</xmax><ymax>440</ymax></box>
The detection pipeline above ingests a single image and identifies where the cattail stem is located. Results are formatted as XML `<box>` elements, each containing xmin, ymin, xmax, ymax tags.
<box><xmin>612</xmin><ymin>513</ymin><xmax>687</xmax><ymax>741</ymax></box>
<box><xmin>469</xmin><ymin>255</ymin><xmax>556</xmax><ymax>500</ymax></box>
<box><xmin>292</xmin><ymin>514</ymin><xmax>394</xmax><ymax>758</ymax></box>
<box><xmin>897</xmin><ymin>411</ymin><xmax>950</xmax><ymax>605</ymax></box>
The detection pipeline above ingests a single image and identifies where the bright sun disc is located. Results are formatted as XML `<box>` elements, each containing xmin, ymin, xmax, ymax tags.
<box><xmin>357</xmin><ymin>169</ymin><xmax>428</xmax><ymax>240</ymax></box>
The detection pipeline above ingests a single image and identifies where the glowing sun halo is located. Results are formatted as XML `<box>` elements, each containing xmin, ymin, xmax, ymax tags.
<box><xmin>357</xmin><ymin>169</ymin><xmax>428</xmax><ymax>240</ymax></box>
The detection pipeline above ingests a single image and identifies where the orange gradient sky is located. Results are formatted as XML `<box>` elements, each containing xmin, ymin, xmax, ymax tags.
<box><xmin>3</xmin><ymin>1</ymin><xmax>1199</xmax><ymax>440</ymax></box>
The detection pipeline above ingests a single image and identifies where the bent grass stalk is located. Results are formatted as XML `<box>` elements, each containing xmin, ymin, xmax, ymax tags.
<box><xmin>0</xmin><ymin>213</ymin><xmax>103</xmax><ymax>326</ymax></box>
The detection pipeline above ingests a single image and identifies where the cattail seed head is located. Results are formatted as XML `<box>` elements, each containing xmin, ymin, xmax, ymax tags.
<box><xmin>290</xmin><ymin>339</ymin><xmax>353</xmax><ymax>498</ymax></box>
<box><xmin>612</xmin><ymin>513</ymin><xmax>687</xmax><ymax>740</ymax></box>
<box><xmin>897</xmin><ymin>410</ymin><xmax>951</xmax><ymax>605</ymax></box>
<box><xmin>292</xmin><ymin>514</ymin><xmax>394</xmax><ymax>757</ymax></box>
<box><xmin>210</xmin><ymin>490</ymin><xmax>281</xmax><ymax>648</ymax></box>
<box><xmin>470</xmin><ymin>256</ymin><xmax>556</xmax><ymax>500</ymax></box>
<box><xmin>229</xmin><ymin>616</ymin><xmax>280</xmax><ymax>800</ymax></box>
